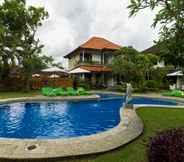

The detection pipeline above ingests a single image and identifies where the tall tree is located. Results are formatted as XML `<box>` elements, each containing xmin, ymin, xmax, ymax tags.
<box><xmin>0</xmin><ymin>0</ymin><xmax>48</xmax><ymax>90</ymax></box>
<box><xmin>110</xmin><ymin>47</ymin><xmax>141</xmax><ymax>83</ymax></box>
<box><xmin>110</xmin><ymin>47</ymin><xmax>159</xmax><ymax>84</ymax></box>
<box><xmin>136</xmin><ymin>53</ymin><xmax>158</xmax><ymax>80</ymax></box>
<box><xmin>128</xmin><ymin>0</ymin><xmax>184</xmax><ymax>68</ymax></box>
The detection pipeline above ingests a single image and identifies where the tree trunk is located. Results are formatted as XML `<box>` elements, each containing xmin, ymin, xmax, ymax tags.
<box><xmin>2</xmin><ymin>56</ymin><xmax>10</xmax><ymax>80</ymax></box>
<box><xmin>24</xmin><ymin>73</ymin><xmax>31</xmax><ymax>92</ymax></box>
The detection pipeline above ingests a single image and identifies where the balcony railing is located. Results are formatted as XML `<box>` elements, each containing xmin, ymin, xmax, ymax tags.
<box><xmin>78</xmin><ymin>60</ymin><xmax>102</xmax><ymax>65</ymax></box>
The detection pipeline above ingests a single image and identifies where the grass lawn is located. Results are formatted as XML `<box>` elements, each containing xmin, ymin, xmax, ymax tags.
<box><xmin>58</xmin><ymin>107</ymin><xmax>184</xmax><ymax>162</ymax></box>
<box><xmin>0</xmin><ymin>93</ymin><xmax>184</xmax><ymax>162</ymax></box>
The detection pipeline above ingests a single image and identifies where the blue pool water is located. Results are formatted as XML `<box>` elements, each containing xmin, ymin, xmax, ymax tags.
<box><xmin>129</xmin><ymin>97</ymin><xmax>177</xmax><ymax>105</ymax></box>
<box><xmin>0</xmin><ymin>94</ymin><xmax>177</xmax><ymax>139</ymax></box>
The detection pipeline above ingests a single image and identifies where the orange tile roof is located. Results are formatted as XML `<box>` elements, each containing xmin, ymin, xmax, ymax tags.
<box><xmin>80</xmin><ymin>37</ymin><xmax>121</xmax><ymax>50</ymax></box>
<box><xmin>80</xmin><ymin>65</ymin><xmax>112</xmax><ymax>73</ymax></box>
<box><xmin>64</xmin><ymin>36</ymin><xmax>122</xmax><ymax>58</ymax></box>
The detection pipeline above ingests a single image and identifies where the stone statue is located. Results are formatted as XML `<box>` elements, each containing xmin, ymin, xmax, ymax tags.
<box><xmin>125</xmin><ymin>83</ymin><xmax>133</xmax><ymax>105</ymax></box>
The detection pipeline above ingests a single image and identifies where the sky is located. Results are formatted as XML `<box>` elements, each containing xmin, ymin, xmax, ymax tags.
<box><xmin>26</xmin><ymin>0</ymin><xmax>160</xmax><ymax>68</ymax></box>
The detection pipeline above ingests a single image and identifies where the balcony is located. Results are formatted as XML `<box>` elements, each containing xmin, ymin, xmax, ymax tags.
<box><xmin>77</xmin><ymin>60</ymin><xmax>102</xmax><ymax>66</ymax></box>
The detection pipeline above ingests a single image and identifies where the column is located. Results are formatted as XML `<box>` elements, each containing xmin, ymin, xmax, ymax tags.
<box><xmin>82</xmin><ymin>50</ymin><xmax>85</xmax><ymax>62</ymax></box>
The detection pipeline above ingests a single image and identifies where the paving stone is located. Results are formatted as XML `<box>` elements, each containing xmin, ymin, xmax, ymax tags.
<box><xmin>0</xmin><ymin>94</ymin><xmax>146</xmax><ymax>160</ymax></box>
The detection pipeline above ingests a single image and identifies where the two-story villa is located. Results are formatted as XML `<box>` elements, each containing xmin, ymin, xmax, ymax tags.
<box><xmin>64</xmin><ymin>37</ymin><xmax>122</xmax><ymax>87</ymax></box>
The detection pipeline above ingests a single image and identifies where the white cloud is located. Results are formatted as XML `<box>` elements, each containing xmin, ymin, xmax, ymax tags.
<box><xmin>26</xmin><ymin>0</ymin><xmax>159</xmax><ymax>68</ymax></box>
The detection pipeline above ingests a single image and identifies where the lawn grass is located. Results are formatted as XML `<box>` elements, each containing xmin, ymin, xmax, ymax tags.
<box><xmin>58</xmin><ymin>108</ymin><xmax>184</xmax><ymax>162</ymax></box>
<box><xmin>0</xmin><ymin>90</ymin><xmax>39</xmax><ymax>99</ymax></box>
<box><xmin>0</xmin><ymin>93</ymin><xmax>184</xmax><ymax>162</ymax></box>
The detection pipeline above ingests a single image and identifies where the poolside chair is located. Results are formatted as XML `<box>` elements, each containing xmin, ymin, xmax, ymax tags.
<box><xmin>66</xmin><ymin>87</ymin><xmax>77</xmax><ymax>96</ymax></box>
<box><xmin>77</xmin><ymin>87</ymin><xmax>89</xmax><ymax>96</ymax></box>
<box><xmin>162</xmin><ymin>90</ymin><xmax>184</xmax><ymax>97</ymax></box>
<box><xmin>171</xmin><ymin>90</ymin><xmax>184</xmax><ymax>97</ymax></box>
<box><xmin>41</xmin><ymin>87</ymin><xmax>54</xmax><ymax>96</ymax></box>
<box><xmin>54</xmin><ymin>88</ymin><xmax>67</xmax><ymax>96</ymax></box>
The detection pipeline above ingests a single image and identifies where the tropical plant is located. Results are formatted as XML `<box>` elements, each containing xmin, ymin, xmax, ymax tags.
<box><xmin>0</xmin><ymin>0</ymin><xmax>48</xmax><ymax>91</ymax></box>
<box><xmin>110</xmin><ymin>47</ymin><xmax>158</xmax><ymax>85</ymax></box>
<box><xmin>128</xmin><ymin>0</ymin><xmax>184</xmax><ymax>68</ymax></box>
<box><xmin>110</xmin><ymin>47</ymin><xmax>141</xmax><ymax>83</ymax></box>
<box><xmin>148</xmin><ymin>128</ymin><xmax>184</xmax><ymax>162</ymax></box>
<box><xmin>136</xmin><ymin>53</ymin><xmax>158</xmax><ymax>80</ymax></box>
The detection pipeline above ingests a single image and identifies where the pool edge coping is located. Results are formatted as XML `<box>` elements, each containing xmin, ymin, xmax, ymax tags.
<box><xmin>0</xmin><ymin>94</ymin><xmax>144</xmax><ymax>160</ymax></box>
<box><xmin>0</xmin><ymin>94</ymin><xmax>100</xmax><ymax>104</ymax></box>
<box><xmin>0</xmin><ymin>93</ymin><xmax>183</xmax><ymax>160</ymax></box>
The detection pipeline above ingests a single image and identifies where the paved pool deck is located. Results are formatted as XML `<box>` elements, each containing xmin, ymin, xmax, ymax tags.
<box><xmin>0</xmin><ymin>94</ymin><xmax>100</xmax><ymax>104</ymax></box>
<box><xmin>0</xmin><ymin>92</ymin><xmax>183</xmax><ymax>160</ymax></box>
<box><xmin>0</xmin><ymin>94</ymin><xmax>144</xmax><ymax>160</ymax></box>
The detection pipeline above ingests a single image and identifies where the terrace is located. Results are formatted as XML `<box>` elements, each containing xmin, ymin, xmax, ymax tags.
<box><xmin>0</xmin><ymin>91</ymin><xmax>184</xmax><ymax>161</ymax></box>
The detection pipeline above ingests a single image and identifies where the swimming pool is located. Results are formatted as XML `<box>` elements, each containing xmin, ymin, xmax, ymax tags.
<box><xmin>0</xmin><ymin>94</ymin><xmax>178</xmax><ymax>139</ymax></box>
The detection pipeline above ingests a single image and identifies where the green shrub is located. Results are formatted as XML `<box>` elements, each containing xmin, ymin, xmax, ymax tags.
<box><xmin>145</xmin><ymin>80</ymin><xmax>159</xmax><ymax>89</ymax></box>
<box><xmin>148</xmin><ymin>128</ymin><xmax>184</xmax><ymax>162</ymax></box>
<box><xmin>106</xmin><ymin>85</ymin><xmax>126</xmax><ymax>92</ymax></box>
<box><xmin>133</xmin><ymin>86</ymin><xmax>147</xmax><ymax>93</ymax></box>
<box><xmin>133</xmin><ymin>80</ymin><xmax>160</xmax><ymax>93</ymax></box>
<box><xmin>76</xmin><ymin>80</ymin><xmax>90</xmax><ymax>90</ymax></box>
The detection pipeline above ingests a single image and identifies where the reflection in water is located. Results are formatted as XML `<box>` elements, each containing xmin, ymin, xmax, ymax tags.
<box><xmin>0</xmin><ymin>94</ymin><xmax>177</xmax><ymax>139</ymax></box>
<box><xmin>0</xmin><ymin>98</ymin><xmax>123</xmax><ymax>139</ymax></box>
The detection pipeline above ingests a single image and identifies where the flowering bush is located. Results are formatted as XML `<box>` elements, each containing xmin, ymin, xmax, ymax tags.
<box><xmin>148</xmin><ymin>128</ymin><xmax>184</xmax><ymax>162</ymax></box>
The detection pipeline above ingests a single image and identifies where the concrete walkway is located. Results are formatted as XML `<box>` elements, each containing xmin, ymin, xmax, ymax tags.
<box><xmin>0</xmin><ymin>92</ymin><xmax>183</xmax><ymax>160</ymax></box>
<box><xmin>0</xmin><ymin>95</ymin><xmax>143</xmax><ymax>160</ymax></box>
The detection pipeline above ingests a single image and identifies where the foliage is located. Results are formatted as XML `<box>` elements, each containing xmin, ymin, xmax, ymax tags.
<box><xmin>110</xmin><ymin>47</ymin><xmax>142</xmax><ymax>83</ymax></box>
<box><xmin>136</xmin><ymin>53</ymin><xmax>158</xmax><ymax>80</ymax></box>
<box><xmin>128</xmin><ymin>0</ymin><xmax>184</xmax><ymax>68</ymax></box>
<box><xmin>151</xmin><ymin>66</ymin><xmax>173</xmax><ymax>89</ymax></box>
<box><xmin>110</xmin><ymin>47</ymin><xmax>159</xmax><ymax>89</ymax></box>
<box><xmin>145</xmin><ymin>80</ymin><xmax>158</xmax><ymax>89</ymax></box>
<box><xmin>25</xmin><ymin>55</ymin><xmax>63</xmax><ymax>73</ymax></box>
<box><xmin>148</xmin><ymin>128</ymin><xmax>184</xmax><ymax>162</ymax></box>
<box><xmin>0</xmin><ymin>0</ymin><xmax>49</xmax><ymax>91</ymax></box>
<box><xmin>41</xmin><ymin>55</ymin><xmax>64</xmax><ymax>69</ymax></box>
<box><xmin>106</xmin><ymin>84</ymin><xmax>126</xmax><ymax>92</ymax></box>
<box><xmin>114</xmin><ymin>46</ymin><xmax>139</xmax><ymax>62</ymax></box>
<box><xmin>75</xmin><ymin>78</ymin><xmax>90</xmax><ymax>90</ymax></box>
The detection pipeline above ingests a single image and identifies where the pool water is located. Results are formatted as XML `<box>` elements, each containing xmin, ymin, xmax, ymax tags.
<box><xmin>0</xmin><ymin>94</ymin><xmax>177</xmax><ymax>139</ymax></box>
<box><xmin>129</xmin><ymin>97</ymin><xmax>177</xmax><ymax>105</ymax></box>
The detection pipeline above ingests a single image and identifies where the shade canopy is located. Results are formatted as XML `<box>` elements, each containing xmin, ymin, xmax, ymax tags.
<box><xmin>49</xmin><ymin>74</ymin><xmax>60</xmax><ymax>78</ymax></box>
<box><xmin>32</xmin><ymin>74</ymin><xmax>40</xmax><ymax>77</ymax></box>
<box><xmin>167</xmin><ymin>71</ymin><xmax>183</xmax><ymax>77</ymax></box>
<box><xmin>69</xmin><ymin>67</ymin><xmax>91</xmax><ymax>74</ymax></box>
<box><xmin>42</xmin><ymin>67</ymin><xmax>67</xmax><ymax>73</ymax></box>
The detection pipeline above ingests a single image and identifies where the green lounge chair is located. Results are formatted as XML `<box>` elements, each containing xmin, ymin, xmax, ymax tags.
<box><xmin>54</xmin><ymin>88</ymin><xmax>67</xmax><ymax>96</ymax></box>
<box><xmin>41</xmin><ymin>87</ymin><xmax>54</xmax><ymax>96</ymax></box>
<box><xmin>67</xmin><ymin>87</ymin><xmax>77</xmax><ymax>96</ymax></box>
<box><xmin>162</xmin><ymin>90</ymin><xmax>184</xmax><ymax>97</ymax></box>
<box><xmin>171</xmin><ymin>90</ymin><xmax>183</xmax><ymax>97</ymax></box>
<box><xmin>77</xmin><ymin>87</ymin><xmax>89</xmax><ymax>96</ymax></box>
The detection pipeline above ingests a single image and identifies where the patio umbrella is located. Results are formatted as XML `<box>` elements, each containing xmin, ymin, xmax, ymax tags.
<box><xmin>42</xmin><ymin>67</ymin><xmax>67</xmax><ymax>73</ymax></box>
<box><xmin>32</xmin><ymin>74</ymin><xmax>40</xmax><ymax>78</ymax></box>
<box><xmin>42</xmin><ymin>67</ymin><xmax>68</xmax><ymax>87</ymax></box>
<box><xmin>49</xmin><ymin>74</ymin><xmax>60</xmax><ymax>87</ymax></box>
<box><xmin>167</xmin><ymin>71</ymin><xmax>183</xmax><ymax>89</ymax></box>
<box><xmin>167</xmin><ymin>71</ymin><xmax>183</xmax><ymax>77</ymax></box>
<box><xmin>69</xmin><ymin>67</ymin><xmax>91</xmax><ymax>80</ymax></box>
<box><xmin>69</xmin><ymin>67</ymin><xmax>90</xmax><ymax>74</ymax></box>
<box><xmin>49</xmin><ymin>74</ymin><xmax>60</xmax><ymax>78</ymax></box>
